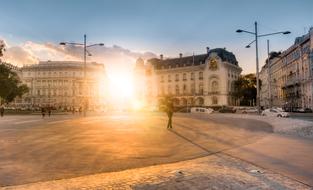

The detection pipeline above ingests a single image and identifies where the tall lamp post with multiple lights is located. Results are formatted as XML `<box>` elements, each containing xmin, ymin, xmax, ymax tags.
<box><xmin>236</xmin><ymin>22</ymin><xmax>290</xmax><ymax>114</ymax></box>
<box><xmin>60</xmin><ymin>34</ymin><xmax>104</xmax><ymax>116</ymax></box>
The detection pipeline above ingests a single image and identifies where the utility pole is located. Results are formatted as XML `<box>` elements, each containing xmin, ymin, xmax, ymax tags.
<box><xmin>267</xmin><ymin>40</ymin><xmax>272</xmax><ymax>108</ymax></box>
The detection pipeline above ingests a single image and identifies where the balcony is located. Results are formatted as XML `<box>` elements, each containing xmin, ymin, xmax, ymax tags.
<box><xmin>283</xmin><ymin>78</ymin><xmax>300</xmax><ymax>88</ymax></box>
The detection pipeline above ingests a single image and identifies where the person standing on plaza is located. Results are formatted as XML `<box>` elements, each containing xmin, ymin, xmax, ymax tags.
<box><xmin>165</xmin><ymin>98</ymin><xmax>174</xmax><ymax>129</ymax></box>
<box><xmin>48</xmin><ymin>107</ymin><xmax>51</xmax><ymax>117</ymax></box>
<box><xmin>0</xmin><ymin>106</ymin><xmax>4</xmax><ymax>117</ymax></box>
<box><xmin>41</xmin><ymin>107</ymin><xmax>46</xmax><ymax>118</ymax></box>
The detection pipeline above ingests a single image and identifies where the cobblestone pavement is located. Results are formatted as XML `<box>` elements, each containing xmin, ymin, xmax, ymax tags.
<box><xmin>1</xmin><ymin>154</ymin><xmax>310</xmax><ymax>190</ymax></box>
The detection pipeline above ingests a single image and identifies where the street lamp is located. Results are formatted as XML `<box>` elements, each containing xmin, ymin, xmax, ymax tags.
<box><xmin>60</xmin><ymin>34</ymin><xmax>104</xmax><ymax>116</ymax></box>
<box><xmin>236</xmin><ymin>21</ymin><xmax>290</xmax><ymax>114</ymax></box>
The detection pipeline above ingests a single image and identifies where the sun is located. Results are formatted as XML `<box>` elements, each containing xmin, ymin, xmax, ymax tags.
<box><xmin>108</xmin><ymin>72</ymin><xmax>135</xmax><ymax>102</ymax></box>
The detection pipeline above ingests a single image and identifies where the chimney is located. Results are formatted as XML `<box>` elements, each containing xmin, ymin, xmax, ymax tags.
<box><xmin>179</xmin><ymin>53</ymin><xmax>183</xmax><ymax>58</ymax></box>
<box><xmin>206</xmin><ymin>47</ymin><xmax>210</xmax><ymax>54</ymax></box>
<box><xmin>160</xmin><ymin>54</ymin><xmax>163</xmax><ymax>60</ymax></box>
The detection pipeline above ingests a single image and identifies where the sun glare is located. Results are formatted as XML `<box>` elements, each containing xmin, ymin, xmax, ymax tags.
<box><xmin>108</xmin><ymin>72</ymin><xmax>135</xmax><ymax>103</ymax></box>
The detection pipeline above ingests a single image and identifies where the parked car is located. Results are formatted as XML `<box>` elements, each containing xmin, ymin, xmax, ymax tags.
<box><xmin>177</xmin><ymin>107</ymin><xmax>191</xmax><ymax>113</ymax></box>
<box><xmin>219</xmin><ymin>106</ymin><xmax>236</xmax><ymax>113</ymax></box>
<box><xmin>190</xmin><ymin>107</ymin><xmax>213</xmax><ymax>114</ymax></box>
<box><xmin>241</xmin><ymin>107</ymin><xmax>258</xmax><ymax>114</ymax></box>
<box><xmin>295</xmin><ymin>108</ymin><xmax>313</xmax><ymax>113</ymax></box>
<box><xmin>261</xmin><ymin>108</ymin><xmax>289</xmax><ymax>117</ymax></box>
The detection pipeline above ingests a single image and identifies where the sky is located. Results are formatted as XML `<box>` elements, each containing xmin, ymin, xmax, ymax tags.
<box><xmin>0</xmin><ymin>0</ymin><xmax>313</xmax><ymax>74</ymax></box>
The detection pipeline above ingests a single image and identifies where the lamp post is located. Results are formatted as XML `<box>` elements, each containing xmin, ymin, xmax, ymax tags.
<box><xmin>60</xmin><ymin>34</ymin><xmax>104</xmax><ymax>116</ymax></box>
<box><xmin>236</xmin><ymin>22</ymin><xmax>290</xmax><ymax>114</ymax></box>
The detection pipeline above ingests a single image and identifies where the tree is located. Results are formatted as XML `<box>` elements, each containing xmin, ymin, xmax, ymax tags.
<box><xmin>0</xmin><ymin>40</ymin><xmax>5</xmax><ymax>58</ymax></box>
<box><xmin>0</xmin><ymin>41</ymin><xmax>29</xmax><ymax>105</ymax></box>
<box><xmin>232</xmin><ymin>74</ymin><xmax>261</xmax><ymax>106</ymax></box>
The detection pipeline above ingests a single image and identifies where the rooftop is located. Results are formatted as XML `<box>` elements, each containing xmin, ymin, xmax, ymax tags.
<box><xmin>148</xmin><ymin>48</ymin><xmax>238</xmax><ymax>70</ymax></box>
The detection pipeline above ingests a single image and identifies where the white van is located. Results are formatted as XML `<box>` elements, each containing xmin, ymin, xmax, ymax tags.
<box><xmin>190</xmin><ymin>107</ymin><xmax>213</xmax><ymax>114</ymax></box>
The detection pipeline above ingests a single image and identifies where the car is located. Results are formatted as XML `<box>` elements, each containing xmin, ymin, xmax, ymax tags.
<box><xmin>261</xmin><ymin>108</ymin><xmax>289</xmax><ymax>117</ymax></box>
<box><xmin>295</xmin><ymin>108</ymin><xmax>313</xmax><ymax>113</ymax></box>
<box><xmin>219</xmin><ymin>106</ymin><xmax>236</xmax><ymax>113</ymax></box>
<box><xmin>190</xmin><ymin>107</ymin><xmax>213</xmax><ymax>114</ymax></box>
<box><xmin>241</xmin><ymin>107</ymin><xmax>258</xmax><ymax>114</ymax></box>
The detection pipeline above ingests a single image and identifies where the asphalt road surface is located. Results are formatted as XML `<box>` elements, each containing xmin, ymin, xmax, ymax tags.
<box><xmin>0</xmin><ymin>112</ymin><xmax>312</xmax><ymax>187</ymax></box>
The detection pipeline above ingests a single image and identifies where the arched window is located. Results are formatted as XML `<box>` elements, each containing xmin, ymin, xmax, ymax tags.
<box><xmin>197</xmin><ymin>97</ymin><xmax>204</xmax><ymax>105</ymax></box>
<box><xmin>211</xmin><ymin>81</ymin><xmax>219</xmax><ymax>92</ymax></box>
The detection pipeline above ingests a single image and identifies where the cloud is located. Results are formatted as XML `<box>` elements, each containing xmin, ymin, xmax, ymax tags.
<box><xmin>0</xmin><ymin>38</ymin><xmax>157</xmax><ymax>73</ymax></box>
<box><xmin>2</xmin><ymin>46</ymin><xmax>38</xmax><ymax>66</ymax></box>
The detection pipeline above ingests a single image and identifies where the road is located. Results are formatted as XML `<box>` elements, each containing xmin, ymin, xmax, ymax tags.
<box><xmin>0</xmin><ymin>112</ymin><xmax>312</xmax><ymax>187</ymax></box>
<box><xmin>289</xmin><ymin>112</ymin><xmax>313</xmax><ymax>122</ymax></box>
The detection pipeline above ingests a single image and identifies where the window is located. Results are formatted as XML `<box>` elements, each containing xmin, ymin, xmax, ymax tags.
<box><xmin>183</xmin><ymin>73</ymin><xmax>187</xmax><ymax>81</ymax></box>
<box><xmin>183</xmin><ymin>84</ymin><xmax>187</xmax><ymax>94</ymax></box>
<box><xmin>191</xmin><ymin>72</ymin><xmax>194</xmax><ymax>80</ymax></box>
<box><xmin>191</xmin><ymin>84</ymin><xmax>195</xmax><ymax>94</ymax></box>
<box><xmin>175</xmin><ymin>85</ymin><xmax>179</xmax><ymax>95</ymax></box>
<box><xmin>212</xmin><ymin>96</ymin><xmax>218</xmax><ymax>104</ymax></box>
<box><xmin>199</xmin><ymin>83</ymin><xmax>203</xmax><ymax>94</ymax></box>
<box><xmin>211</xmin><ymin>81</ymin><xmax>219</xmax><ymax>92</ymax></box>
<box><xmin>199</xmin><ymin>72</ymin><xmax>203</xmax><ymax>80</ymax></box>
<box><xmin>168</xmin><ymin>75</ymin><xmax>171</xmax><ymax>82</ymax></box>
<box><xmin>175</xmin><ymin>74</ymin><xmax>179</xmax><ymax>81</ymax></box>
<box><xmin>160</xmin><ymin>75</ymin><xmax>164</xmax><ymax>83</ymax></box>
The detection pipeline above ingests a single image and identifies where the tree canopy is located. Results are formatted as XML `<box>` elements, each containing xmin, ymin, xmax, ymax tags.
<box><xmin>232</xmin><ymin>74</ymin><xmax>261</xmax><ymax>106</ymax></box>
<box><xmin>0</xmin><ymin>41</ymin><xmax>29</xmax><ymax>105</ymax></box>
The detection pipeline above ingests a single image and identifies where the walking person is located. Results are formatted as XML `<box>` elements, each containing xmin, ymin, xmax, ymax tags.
<box><xmin>166</xmin><ymin>99</ymin><xmax>174</xmax><ymax>129</ymax></box>
<box><xmin>41</xmin><ymin>107</ymin><xmax>46</xmax><ymax>118</ymax></box>
<box><xmin>0</xmin><ymin>106</ymin><xmax>4</xmax><ymax>117</ymax></box>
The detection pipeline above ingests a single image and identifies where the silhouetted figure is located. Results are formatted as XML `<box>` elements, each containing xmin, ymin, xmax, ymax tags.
<box><xmin>79</xmin><ymin>107</ymin><xmax>82</xmax><ymax>115</ymax></box>
<box><xmin>166</xmin><ymin>101</ymin><xmax>174</xmax><ymax>129</ymax></box>
<box><xmin>72</xmin><ymin>107</ymin><xmax>75</xmax><ymax>115</ymax></box>
<box><xmin>0</xmin><ymin>106</ymin><xmax>4</xmax><ymax>117</ymax></box>
<box><xmin>48</xmin><ymin>107</ymin><xmax>51</xmax><ymax>117</ymax></box>
<box><xmin>41</xmin><ymin>107</ymin><xmax>46</xmax><ymax>118</ymax></box>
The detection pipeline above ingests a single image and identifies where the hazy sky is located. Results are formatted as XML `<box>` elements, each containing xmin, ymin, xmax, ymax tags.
<box><xmin>0</xmin><ymin>0</ymin><xmax>313</xmax><ymax>73</ymax></box>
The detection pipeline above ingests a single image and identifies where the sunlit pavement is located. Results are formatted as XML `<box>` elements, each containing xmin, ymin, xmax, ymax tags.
<box><xmin>0</xmin><ymin>112</ymin><xmax>312</xmax><ymax>187</ymax></box>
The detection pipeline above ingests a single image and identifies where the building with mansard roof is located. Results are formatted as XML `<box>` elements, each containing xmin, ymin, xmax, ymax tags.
<box><xmin>134</xmin><ymin>47</ymin><xmax>242</xmax><ymax>108</ymax></box>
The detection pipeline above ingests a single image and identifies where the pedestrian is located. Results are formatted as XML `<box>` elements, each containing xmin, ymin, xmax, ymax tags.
<box><xmin>79</xmin><ymin>106</ymin><xmax>82</xmax><ymax>115</ymax></box>
<box><xmin>166</xmin><ymin>99</ymin><xmax>174</xmax><ymax>129</ymax></box>
<box><xmin>72</xmin><ymin>107</ymin><xmax>75</xmax><ymax>115</ymax></box>
<box><xmin>0</xmin><ymin>106</ymin><xmax>4</xmax><ymax>117</ymax></box>
<box><xmin>48</xmin><ymin>107</ymin><xmax>51</xmax><ymax>117</ymax></box>
<box><xmin>41</xmin><ymin>107</ymin><xmax>46</xmax><ymax>118</ymax></box>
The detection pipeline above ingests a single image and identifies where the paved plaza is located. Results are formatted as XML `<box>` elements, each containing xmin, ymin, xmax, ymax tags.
<box><xmin>0</xmin><ymin>112</ymin><xmax>312</xmax><ymax>189</ymax></box>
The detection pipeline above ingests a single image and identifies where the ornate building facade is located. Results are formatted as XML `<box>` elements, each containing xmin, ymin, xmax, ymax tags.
<box><xmin>135</xmin><ymin>48</ymin><xmax>242</xmax><ymax>108</ymax></box>
<box><xmin>260</xmin><ymin>27</ymin><xmax>313</xmax><ymax>110</ymax></box>
<box><xmin>18</xmin><ymin>61</ymin><xmax>107</xmax><ymax>109</ymax></box>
